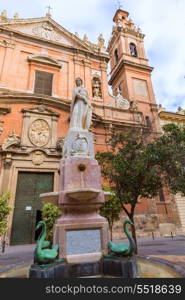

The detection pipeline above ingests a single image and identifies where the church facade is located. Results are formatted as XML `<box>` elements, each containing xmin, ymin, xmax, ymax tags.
<box><xmin>0</xmin><ymin>8</ymin><xmax>180</xmax><ymax>245</ymax></box>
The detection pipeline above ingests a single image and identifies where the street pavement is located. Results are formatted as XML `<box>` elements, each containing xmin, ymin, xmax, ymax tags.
<box><xmin>137</xmin><ymin>235</ymin><xmax>185</xmax><ymax>256</ymax></box>
<box><xmin>0</xmin><ymin>235</ymin><xmax>185</xmax><ymax>274</ymax></box>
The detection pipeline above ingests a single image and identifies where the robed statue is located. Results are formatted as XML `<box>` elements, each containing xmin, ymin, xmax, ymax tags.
<box><xmin>70</xmin><ymin>78</ymin><xmax>92</xmax><ymax>131</ymax></box>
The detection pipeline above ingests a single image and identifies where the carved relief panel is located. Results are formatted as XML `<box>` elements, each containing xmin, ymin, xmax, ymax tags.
<box><xmin>28</xmin><ymin>119</ymin><xmax>50</xmax><ymax>147</ymax></box>
<box><xmin>32</xmin><ymin>150</ymin><xmax>45</xmax><ymax>165</ymax></box>
<box><xmin>21</xmin><ymin>105</ymin><xmax>60</xmax><ymax>150</ymax></box>
<box><xmin>32</xmin><ymin>23</ymin><xmax>61</xmax><ymax>42</ymax></box>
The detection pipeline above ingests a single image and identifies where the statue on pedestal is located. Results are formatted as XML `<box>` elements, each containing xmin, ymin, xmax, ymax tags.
<box><xmin>70</xmin><ymin>78</ymin><xmax>92</xmax><ymax>131</ymax></box>
<box><xmin>92</xmin><ymin>77</ymin><xmax>102</xmax><ymax>98</ymax></box>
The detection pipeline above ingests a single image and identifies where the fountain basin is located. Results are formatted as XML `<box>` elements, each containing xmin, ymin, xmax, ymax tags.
<box><xmin>1</xmin><ymin>256</ymin><xmax>184</xmax><ymax>278</ymax></box>
<box><xmin>40</xmin><ymin>192</ymin><xmax>59</xmax><ymax>206</ymax></box>
<box><xmin>65</xmin><ymin>188</ymin><xmax>100</xmax><ymax>200</ymax></box>
<box><xmin>40</xmin><ymin>190</ymin><xmax>110</xmax><ymax>205</ymax></box>
<box><xmin>29</xmin><ymin>256</ymin><xmax>138</xmax><ymax>278</ymax></box>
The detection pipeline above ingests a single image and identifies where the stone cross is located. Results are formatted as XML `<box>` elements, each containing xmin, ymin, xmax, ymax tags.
<box><xmin>46</xmin><ymin>5</ymin><xmax>52</xmax><ymax>17</ymax></box>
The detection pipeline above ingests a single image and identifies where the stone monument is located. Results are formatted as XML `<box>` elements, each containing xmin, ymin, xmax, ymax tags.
<box><xmin>41</xmin><ymin>78</ymin><xmax>109</xmax><ymax>264</ymax></box>
<box><xmin>30</xmin><ymin>78</ymin><xmax>137</xmax><ymax>278</ymax></box>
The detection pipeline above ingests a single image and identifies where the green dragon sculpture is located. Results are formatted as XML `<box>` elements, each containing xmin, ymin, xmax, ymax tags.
<box><xmin>34</xmin><ymin>221</ymin><xmax>59</xmax><ymax>265</ymax></box>
<box><xmin>108</xmin><ymin>220</ymin><xmax>136</xmax><ymax>257</ymax></box>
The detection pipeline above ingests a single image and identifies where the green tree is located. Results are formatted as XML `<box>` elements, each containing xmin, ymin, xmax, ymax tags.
<box><xmin>100</xmin><ymin>186</ymin><xmax>121</xmax><ymax>241</ymax></box>
<box><xmin>41</xmin><ymin>203</ymin><xmax>61</xmax><ymax>241</ymax></box>
<box><xmin>150</xmin><ymin>123</ymin><xmax>185</xmax><ymax>195</ymax></box>
<box><xmin>0</xmin><ymin>192</ymin><xmax>11</xmax><ymax>237</ymax></box>
<box><xmin>97</xmin><ymin>124</ymin><xmax>185</xmax><ymax>252</ymax></box>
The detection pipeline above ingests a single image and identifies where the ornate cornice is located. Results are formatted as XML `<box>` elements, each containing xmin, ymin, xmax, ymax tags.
<box><xmin>0</xmin><ymin>90</ymin><xmax>147</xmax><ymax>131</ymax></box>
<box><xmin>0</xmin><ymin>91</ymin><xmax>70</xmax><ymax>112</ymax></box>
<box><xmin>0</xmin><ymin>38</ymin><xmax>15</xmax><ymax>48</ymax></box>
<box><xmin>159</xmin><ymin>111</ymin><xmax>185</xmax><ymax>122</ymax></box>
<box><xmin>108</xmin><ymin>25</ymin><xmax>144</xmax><ymax>52</ymax></box>
<box><xmin>108</xmin><ymin>59</ymin><xmax>153</xmax><ymax>85</ymax></box>
<box><xmin>73</xmin><ymin>56</ymin><xmax>91</xmax><ymax>67</ymax></box>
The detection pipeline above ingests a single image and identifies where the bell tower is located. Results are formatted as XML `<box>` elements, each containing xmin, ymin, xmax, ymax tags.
<box><xmin>108</xmin><ymin>9</ymin><xmax>160</xmax><ymax>133</ymax></box>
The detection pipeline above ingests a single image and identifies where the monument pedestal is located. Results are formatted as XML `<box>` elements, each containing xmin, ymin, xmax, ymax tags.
<box><xmin>54</xmin><ymin>220</ymin><xmax>109</xmax><ymax>263</ymax></box>
<box><xmin>62</xmin><ymin>130</ymin><xmax>94</xmax><ymax>158</ymax></box>
<box><xmin>41</xmin><ymin>130</ymin><xmax>109</xmax><ymax>264</ymax></box>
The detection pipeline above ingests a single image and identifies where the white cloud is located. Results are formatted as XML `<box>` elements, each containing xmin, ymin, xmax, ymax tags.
<box><xmin>0</xmin><ymin>0</ymin><xmax>184</xmax><ymax>111</ymax></box>
<box><xmin>126</xmin><ymin>0</ymin><xmax>185</xmax><ymax>111</ymax></box>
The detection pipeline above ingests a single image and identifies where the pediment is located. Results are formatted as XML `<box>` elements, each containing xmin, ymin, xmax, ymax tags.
<box><xmin>28</xmin><ymin>54</ymin><xmax>62</xmax><ymax>68</ymax></box>
<box><xmin>92</xmin><ymin>112</ymin><xmax>103</xmax><ymax>121</ymax></box>
<box><xmin>1</xmin><ymin>17</ymin><xmax>91</xmax><ymax>51</ymax></box>
<box><xmin>22</xmin><ymin>105</ymin><xmax>60</xmax><ymax>117</ymax></box>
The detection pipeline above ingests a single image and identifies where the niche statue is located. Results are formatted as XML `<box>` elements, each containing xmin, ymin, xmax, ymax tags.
<box><xmin>70</xmin><ymin>78</ymin><xmax>92</xmax><ymax>131</ymax></box>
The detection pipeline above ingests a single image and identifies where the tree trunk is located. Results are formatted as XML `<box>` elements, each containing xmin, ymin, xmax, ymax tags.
<box><xmin>120</xmin><ymin>201</ymin><xmax>138</xmax><ymax>254</ymax></box>
<box><xmin>110</xmin><ymin>226</ymin><xmax>113</xmax><ymax>241</ymax></box>
<box><xmin>109</xmin><ymin>221</ymin><xmax>113</xmax><ymax>241</ymax></box>
<box><xmin>130</xmin><ymin>215</ymin><xmax>138</xmax><ymax>254</ymax></box>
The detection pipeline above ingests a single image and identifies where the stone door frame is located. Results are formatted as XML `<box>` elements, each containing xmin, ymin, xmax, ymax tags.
<box><xmin>0</xmin><ymin>155</ymin><xmax>60</xmax><ymax>245</ymax></box>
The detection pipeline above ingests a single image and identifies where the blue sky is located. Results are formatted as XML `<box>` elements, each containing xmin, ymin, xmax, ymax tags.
<box><xmin>0</xmin><ymin>0</ymin><xmax>185</xmax><ymax>112</ymax></box>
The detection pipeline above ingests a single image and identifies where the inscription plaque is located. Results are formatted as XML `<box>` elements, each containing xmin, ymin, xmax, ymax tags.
<box><xmin>66</xmin><ymin>230</ymin><xmax>101</xmax><ymax>255</ymax></box>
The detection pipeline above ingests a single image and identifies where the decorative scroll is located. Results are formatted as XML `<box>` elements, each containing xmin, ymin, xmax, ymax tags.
<box><xmin>2</xmin><ymin>131</ymin><xmax>20</xmax><ymax>150</ymax></box>
<box><xmin>115</xmin><ymin>89</ymin><xmax>130</xmax><ymax>110</ymax></box>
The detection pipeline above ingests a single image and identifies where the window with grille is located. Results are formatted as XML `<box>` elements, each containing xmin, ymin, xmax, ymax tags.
<box><xmin>34</xmin><ymin>70</ymin><xmax>53</xmax><ymax>96</ymax></box>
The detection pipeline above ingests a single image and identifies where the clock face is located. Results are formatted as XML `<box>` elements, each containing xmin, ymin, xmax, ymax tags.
<box><xmin>28</xmin><ymin>119</ymin><xmax>50</xmax><ymax>147</ymax></box>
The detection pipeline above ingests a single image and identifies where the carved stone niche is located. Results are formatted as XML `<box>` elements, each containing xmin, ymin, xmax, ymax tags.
<box><xmin>92</xmin><ymin>76</ymin><xmax>102</xmax><ymax>99</ymax></box>
<box><xmin>21</xmin><ymin>105</ymin><xmax>60</xmax><ymax>150</ymax></box>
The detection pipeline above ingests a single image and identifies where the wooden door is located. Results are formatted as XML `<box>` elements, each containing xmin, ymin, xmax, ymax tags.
<box><xmin>10</xmin><ymin>172</ymin><xmax>54</xmax><ymax>245</ymax></box>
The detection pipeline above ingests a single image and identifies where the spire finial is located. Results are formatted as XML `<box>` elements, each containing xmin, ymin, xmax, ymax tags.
<box><xmin>117</xmin><ymin>1</ymin><xmax>123</xmax><ymax>10</ymax></box>
<box><xmin>98</xmin><ymin>33</ymin><xmax>105</xmax><ymax>49</ymax></box>
<box><xmin>0</xmin><ymin>10</ymin><xmax>8</xmax><ymax>20</ymax></box>
<box><xmin>46</xmin><ymin>4</ymin><xmax>52</xmax><ymax>17</ymax></box>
